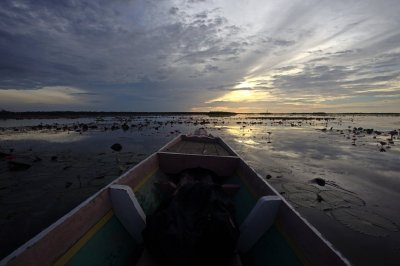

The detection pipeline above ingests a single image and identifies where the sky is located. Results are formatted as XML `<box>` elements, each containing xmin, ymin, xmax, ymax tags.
<box><xmin>0</xmin><ymin>0</ymin><xmax>399</xmax><ymax>113</ymax></box>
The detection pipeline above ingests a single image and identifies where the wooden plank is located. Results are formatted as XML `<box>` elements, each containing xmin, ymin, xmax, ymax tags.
<box><xmin>215</xmin><ymin>143</ymin><xmax>230</xmax><ymax>156</ymax></box>
<box><xmin>203</xmin><ymin>143</ymin><xmax>219</xmax><ymax>155</ymax></box>
<box><xmin>182</xmin><ymin>135</ymin><xmax>218</xmax><ymax>143</ymax></box>
<box><xmin>179</xmin><ymin>141</ymin><xmax>205</xmax><ymax>155</ymax></box>
<box><xmin>217</xmin><ymin>138</ymin><xmax>237</xmax><ymax>156</ymax></box>
<box><xmin>158</xmin><ymin>152</ymin><xmax>240</xmax><ymax>176</ymax></box>
<box><xmin>159</xmin><ymin>135</ymin><xmax>182</xmax><ymax>151</ymax></box>
<box><xmin>166</xmin><ymin>141</ymin><xmax>186</xmax><ymax>153</ymax></box>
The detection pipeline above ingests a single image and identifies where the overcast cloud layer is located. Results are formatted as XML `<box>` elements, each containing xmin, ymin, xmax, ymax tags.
<box><xmin>1</xmin><ymin>0</ymin><xmax>399</xmax><ymax>112</ymax></box>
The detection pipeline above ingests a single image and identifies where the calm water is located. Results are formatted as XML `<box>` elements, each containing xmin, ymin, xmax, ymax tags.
<box><xmin>1</xmin><ymin>114</ymin><xmax>399</xmax><ymax>265</ymax></box>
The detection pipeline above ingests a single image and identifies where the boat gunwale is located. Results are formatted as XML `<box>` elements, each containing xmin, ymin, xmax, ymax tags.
<box><xmin>157</xmin><ymin>134</ymin><xmax>183</xmax><ymax>151</ymax></box>
<box><xmin>230</xmin><ymin>155</ymin><xmax>350</xmax><ymax>265</ymax></box>
<box><xmin>0</xmin><ymin>152</ymin><xmax>160</xmax><ymax>266</ymax></box>
<box><xmin>0</xmin><ymin>134</ymin><xmax>183</xmax><ymax>265</ymax></box>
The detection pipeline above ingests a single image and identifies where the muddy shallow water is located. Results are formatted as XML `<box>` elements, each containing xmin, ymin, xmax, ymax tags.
<box><xmin>1</xmin><ymin>114</ymin><xmax>399</xmax><ymax>265</ymax></box>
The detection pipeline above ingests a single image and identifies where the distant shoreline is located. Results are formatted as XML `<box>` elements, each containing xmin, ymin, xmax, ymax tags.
<box><xmin>0</xmin><ymin>111</ymin><xmax>399</xmax><ymax>120</ymax></box>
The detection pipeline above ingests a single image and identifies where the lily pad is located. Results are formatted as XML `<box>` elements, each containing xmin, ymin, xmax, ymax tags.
<box><xmin>319</xmin><ymin>190</ymin><xmax>365</xmax><ymax>209</ymax></box>
<box><xmin>287</xmin><ymin>192</ymin><xmax>322</xmax><ymax>209</ymax></box>
<box><xmin>282</xmin><ymin>182</ymin><xmax>320</xmax><ymax>193</ymax></box>
<box><xmin>283</xmin><ymin>184</ymin><xmax>365</xmax><ymax>211</ymax></box>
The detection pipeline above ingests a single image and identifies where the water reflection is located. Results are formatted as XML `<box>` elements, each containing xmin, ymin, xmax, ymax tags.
<box><xmin>0</xmin><ymin>114</ymin><xmax>399</xmax><ymax>264</ymax></box>
<box><xmin>0</xmin><ymin>131</ymin><xmax>88</xmax><ymax>143</ymax></box>
<box><xmin>216</xmin><ymin>115</ymin><xmax>400</xmax><ymax>265</ymax></box>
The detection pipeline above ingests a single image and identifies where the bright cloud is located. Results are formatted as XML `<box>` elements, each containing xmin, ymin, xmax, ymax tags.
<box><xmin>206</xmin><ymin>89</ymin><xmax>276</xmax><ymax>103</ymax></box>
<box><xmin>0</xmin><ymin>86</ymin><xmax>92</xmax><ymax>110</ymax></box>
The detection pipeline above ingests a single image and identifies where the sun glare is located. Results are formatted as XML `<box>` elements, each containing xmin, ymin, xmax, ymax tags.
<box><xmin>234</xmin><ymin>81</ymin><xmax>257</xmax><ymax>89</ymax></box>
<box><xmin>206</xmin><ymin>87</ymin><xmax>275</xmax><ymax>103</ymax></box>
<box><xmin>206</xmin><ymin>89</ymin><xmax>254</xmax><ymax>103</ymax></box>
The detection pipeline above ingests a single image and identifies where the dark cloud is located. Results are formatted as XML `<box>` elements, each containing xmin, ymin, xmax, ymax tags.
<box><xmin>0</xmin><ymin>1</ymin><xmax>250</xmax><ymax>84</ymax></box>
<box><xmin>169</xmin><ymin>7</ymin><xmax>179</xmax><ymax>15</ymax></box>
<box><xmin>0</xmin><ymin>0</ymin><xmax>399</xmax><ymax>112</ymax></box>
<box><xmin>261</xmin><ymin>37</ymin><xmax>295</xmax><ymax>47</ymax></box>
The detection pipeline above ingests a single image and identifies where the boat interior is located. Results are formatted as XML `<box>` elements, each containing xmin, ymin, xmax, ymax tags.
<box><xmin>60</xmin><ymin>135</ymin><xmax>300</xmax><ymax>266</ymax></box>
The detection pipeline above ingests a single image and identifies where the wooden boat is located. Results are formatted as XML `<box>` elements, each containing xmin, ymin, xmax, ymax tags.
<box><xmin>0</xmin><ymin>130</ymin><xmax>349</xmax><ymax>266</ymax></box>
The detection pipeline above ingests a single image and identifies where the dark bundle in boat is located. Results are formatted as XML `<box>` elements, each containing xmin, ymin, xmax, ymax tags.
<box><xmin>143</xmin><ymin>168</ymin><xmax>239</xmax><ymax>266</ymax></box>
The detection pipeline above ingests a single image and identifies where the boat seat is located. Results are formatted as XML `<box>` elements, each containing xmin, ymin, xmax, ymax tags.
<box><xmin>238</xmin><ymin>195</ymin><xmax>282</xmax><ymax>254</ymax></box>
<box><xmin>109</xmin><ymin>184</ymin><xmax>146</xmax><ymax>243</ymax></box>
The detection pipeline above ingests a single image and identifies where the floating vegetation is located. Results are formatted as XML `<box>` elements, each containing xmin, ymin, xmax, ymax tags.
<box><xmin>310</xmin><ymin>177</ymin><xmax>326</xmax><ymax>186</ymax></box>
<box><xmin>283</xmin><ymin>183</ymin><xmax>326</xmax><ymax>210</ymax></box>
<box><xmin>319</xmin><ymin>190</ymin><xmax>365</xmax><ymax>209</ymax></box>
<box><xmin>110</xmin><ymin>143</ymin><xmax>122</xmax><ymax>152</ymax></box>
<box><xmin>331</xmin><ymin>208</ymin><xmax>399</xmax><ymax>237</ymax></box>
<box><xmin>287</xmin><ymin>192</ymin><xmax>328</xmax><ymax>209</ymax></box>
<box><xmin>283</xmin><ymin>182</ymin><xmax>365</xmax><ymax>212</ymax></box>
<box><xmin>282</xmin><ymin>182</ymin><xmax>320</xmax><ymax>193</ymax></box>
<box><xmin>282</xmin><ymin>181</ymin><xmax>397</xmax><ymax>237</ymax></box>
<box><xmin>0</xmin><ymin>113</ymin><xmax>399</xmax><ymax>262</ymax></box>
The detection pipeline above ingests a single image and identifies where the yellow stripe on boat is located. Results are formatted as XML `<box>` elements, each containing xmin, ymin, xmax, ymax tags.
<box><xmin>54</xmin><ymin>210</ymin><xmax>114</xmax><ymax>266</ymax></box>
<box><xmin>54</xmin><ymin>168</ymin><xmax>157</xmax><ymax>265</ymax></box>
<box><xmin>133</xmin><ymin>168</ymin><xmax>158</xmax><ymax>192</ymax></box>
<box><xmin>275</xmin><ymin>221</ymin><xmax>310</xmax><ymax>266</ymax></box>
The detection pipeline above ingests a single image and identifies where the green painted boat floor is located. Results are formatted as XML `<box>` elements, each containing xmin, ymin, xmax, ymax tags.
<box><xmin>67</xmin><ymin>216</ymin><xmax>140</xmax><ymax>266</ymax></box>
<box><xmin>135</xmin><ymin>169</ymin><xmax>170</xmax><ymax>215</ymax></box>
<box><xmin>243</xmin><ymin>226</ymin><xmax>302</xmax><ymax>266</ymax></box>
<box><xmin>68</xmin><ymin>171</ymin><xmax>301</xmax><ymax>265</ymax></box>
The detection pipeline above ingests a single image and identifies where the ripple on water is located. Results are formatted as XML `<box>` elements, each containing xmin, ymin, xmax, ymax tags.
<box><xmin>283</xmin><ymin>183</ymin><xmax>325</xmax><ymax>209</ymax></box>
<box><xmin>282</xmin><ymin>182</ymin><xmax>398</xmax><ymax>236</ymax></box>
<box><xmin>287</xmin><ymin>192</ymin><xmax>324</xmax><ymax>209</ymax></box>
<box><xmin>283</xmin><ymin>183</ymin><xmax>365</xmax><ymax>210</ymax></box>
<box><xmin>330</xmin><ymin>208</ymin><xmax>399</xmax><ymax>237</ymax></box>
<box><xmin>282</xmin><ymin>182</ymin><xmax>320</xmax><ymax>193</ymax></box>
<box><xmin>319</xmin><ymin>190</ymin><xmax>365</xmax><ymax>209</ymax></box>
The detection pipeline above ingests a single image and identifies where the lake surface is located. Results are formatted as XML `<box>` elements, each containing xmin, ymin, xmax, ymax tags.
<box><xmin>1</xmin><ymin>114</ymin><xmax>399</xmax><ymax>265</ymax></box>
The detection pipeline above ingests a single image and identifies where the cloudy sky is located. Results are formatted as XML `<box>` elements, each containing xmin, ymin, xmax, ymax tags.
<box><xmin>1</xmin><ymin>0</ymin><xmax>399</xmax><ymax>112</ymax></box>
